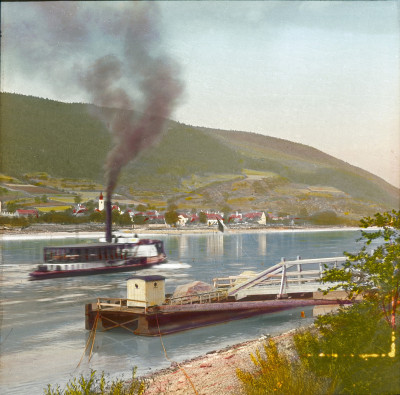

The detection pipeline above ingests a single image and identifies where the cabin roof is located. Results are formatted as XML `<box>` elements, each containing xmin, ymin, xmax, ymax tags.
<box><xmin>43</xmin><ymin>242</ymin><xmax>138</xmax><ymax>250</ymax></box>
<box><xmin>127</xmin><ymin>275</ymin><xmax>165</xmax><ymax>282</ymax></box>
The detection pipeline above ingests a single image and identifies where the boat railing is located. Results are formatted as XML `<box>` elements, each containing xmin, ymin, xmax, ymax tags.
<box><xmin>96</xmin><ymin>297</ymin><xmax>148</xmax><ymax>311</ymax></box>
<box><xmin>165</xmin><ymin>289</ymin><xmax>229</xmax><ymax>305</ymax></box>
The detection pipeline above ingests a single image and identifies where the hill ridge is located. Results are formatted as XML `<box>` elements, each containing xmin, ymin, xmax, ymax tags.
<box><xmin>1</xmin><ymin>92</ymin><xmax>398</xmax><ymax>218</ymax></box>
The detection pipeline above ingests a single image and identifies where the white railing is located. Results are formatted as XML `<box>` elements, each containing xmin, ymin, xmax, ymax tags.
<box><xmin>213</xmin><ymin>256</ymin><xmax>346</xmax><ymax>300</ymax></box>
<box><xmin>165</xmin><ymin>289</ymin><xmax>229</xmax><ymax>305</ymax></box>
<box><xmin>96</xmin><ymin>290</ymin><xmax>230</xmax><ymax>311</ymax></box>
<box><xmin>96</xmin><ymin>297</ymin><xmax>147</xmax><ymax>310</ymax></box>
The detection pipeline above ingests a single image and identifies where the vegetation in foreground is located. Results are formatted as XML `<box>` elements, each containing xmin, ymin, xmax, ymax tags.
<box><xmin>238</xmin><ymin>301</ymin><xmax>399</xmax><ymax>395</ymax></box>
<box><xmin>44</xmin><ymin>368</ymin><xmax>145</xmax><ymax>395</ymax></box>
<box><xmin>238</xmin><ymin>210</ymin><xmax>400</xmax><ymax>394</ymax></box>
<box><xmin>236</xmin><ymin>338</ymin><xmax>335</xmax><ymax>395</ymax></box>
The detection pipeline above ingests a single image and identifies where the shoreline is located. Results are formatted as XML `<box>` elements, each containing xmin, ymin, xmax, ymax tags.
<box><xmin>0</xmin><ymin>224</ymin><xmax>362</xmax><ymax>241</ymax></box>
<box><xmin>141</xmin><ymin>327</ymin><xmax>302</xmax><ymax>394</ymax></box>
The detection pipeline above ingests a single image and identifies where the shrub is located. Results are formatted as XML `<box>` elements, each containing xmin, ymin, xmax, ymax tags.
<box><xmin>236</xmin><ymin>339</ymin><xmax>333</xmax><ymax>395</ymax></box>
<box><xmin>44</xmin><ymin>368</ymin><xmax>146</xmax><ymax>395</ymax></box>
<box><xmin>294</xmin><ymin>302</ymin><xmax>400</xmax><ymax>394</ymax></box>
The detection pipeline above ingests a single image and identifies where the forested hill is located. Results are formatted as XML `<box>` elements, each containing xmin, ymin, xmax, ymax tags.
<box><xmin>1</xmin><ymin>92</ymin><xmax>398</xmax><ymax>215</ymax></box>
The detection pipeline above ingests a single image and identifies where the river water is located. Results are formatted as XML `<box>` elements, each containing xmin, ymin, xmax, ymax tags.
<box><xmin>0</xmin><ymin>229</ymin><xmax>368</xmax><ymax>394</ymax></box>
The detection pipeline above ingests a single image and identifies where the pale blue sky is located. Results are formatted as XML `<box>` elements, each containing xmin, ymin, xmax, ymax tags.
<box><xmin>2</xmin><ymin>1</ymin><xmax>399</xmax><ymax>187</ymax></box>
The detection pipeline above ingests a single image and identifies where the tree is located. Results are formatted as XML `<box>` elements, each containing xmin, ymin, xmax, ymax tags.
<box><xmin>132</xmin><ymin>214</ymin><xmax>147</xmax><ymax>225</ymax></box>
<box><xmin>309</xmin><ymin>210</ymin><xmax>339</xmax><ymax>225</ymax></box>
<box><xmin>89</xmin><ymin>210</ymin><xmax>105</xmax><ymax>223</ymax></box>
<box><xmin>220</xmin><ymin>204</ymin><xmax>231</xmax><ymax>223</ymax></box>
<box><xmin>298</xmin><ymin>207</ymin><xmax>308</xmax><ymax>218</ymax></box>
<box><xmin>321</xmin><ymin>210</ymin><xmax>400</xmax><ymax>329</ymax></box>
<box><xmin>199</xmin><ymin>211</ymin><xmax>207</xmax><ymax>224</ymax></box>
<box><xmin>165</xmin><ymin>209</ymin><xmax>179</xmax><ymax>226</ymax></box>
<box><xmin>6</xmin><ymin>201</ymin><xmax>19</xmax><ymax>213</ymax></box>
<box><xmin>135</xmin><ymin>204</ymin><xmax>147</xmax><ymax>213</ymax></box>
<box><xmin>117</xmin><ymin>212</ymin><xmax>132</xmax><ymax>226</ymax></box>
<box><xmin>85</xmin><ymin>200</ymin><xmax>96</xmax><ymax>212</ymax></box>
<box><xmin>74</xmin><ymin>195</ymin><xmax>82</xmax><ymax>204</ymax></box>
<box><xmin>167</xmin><ymin>203</ymin><xmax>178</xmax><ymax>212</ymax></box>
<box><xmin>294</xmin><ymin>301</ymin><xmax>398</xmax><ymax>394</ymax></box>
<box><xmin>111</xmin><ymin>209</ymin><xmax>121</xmax><ymax>224</ymax></box>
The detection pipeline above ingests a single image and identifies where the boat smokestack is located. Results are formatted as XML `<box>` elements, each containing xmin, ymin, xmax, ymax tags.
<box><xmin>105</xmin><ymin>197</ymin><xmax>112</xmax><ymax>243</ymax></box>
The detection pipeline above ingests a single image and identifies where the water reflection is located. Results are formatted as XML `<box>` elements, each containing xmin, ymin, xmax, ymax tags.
<box><xmin>258</xmin><ymin>233</ymin><xmax>267</xmax><ymax>256</ymax></box>
<box><xmin>178</xmin><ymin>234</ymin><xmax>188</xmax><ymax>258</ymax></box>
<box><xmin>206</xmin><ymin>232</ymin><xmax>224</xmax><ymax>256</ymax></box>
<box><xmin>234</xmin><ymin>233</ymin><xmax>243</xmax><ymax>259</ymax></box>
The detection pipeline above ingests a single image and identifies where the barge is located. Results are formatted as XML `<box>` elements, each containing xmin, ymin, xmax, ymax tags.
<box><xmin>85</xmin><ymin>275</ymin><xmax>350</xmax><ymax>336</ymax></box>
<box><xmin>29</xmin><ymin>238</ymin><xmax>167</xmax><ymax>280</ymax></box>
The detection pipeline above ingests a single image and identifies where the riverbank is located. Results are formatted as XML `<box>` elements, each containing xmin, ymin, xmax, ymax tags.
<box><xmin>0</xmin><ymin>223</ymin><xmax>361</xmax><ymax>240</ymax></box>
<box><xmin>142</xmin><ymin>329</ymin><xmax>299</xmax><ymax>394</ymax></box>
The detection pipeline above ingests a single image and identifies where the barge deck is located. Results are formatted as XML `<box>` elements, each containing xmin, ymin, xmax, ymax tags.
<box><xmin>85</xmin><ymin>295</ymin><xmax>350</xmax><ymax>336</ymax></box>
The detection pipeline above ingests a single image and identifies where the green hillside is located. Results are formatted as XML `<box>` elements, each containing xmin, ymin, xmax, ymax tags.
<box><xmin>205</xmin><ymin>128</ymin><xmax>399</xmax><ymax>206</ymax></box>
<box><xmin>0</xmin><ymin>93</ymin><xmax>111</xmax><ymax>181</ymax></box>
<box><xmin>1</xmin><ymin>92</ymin><xmax>398</xmax><ymax>217</ymax></box>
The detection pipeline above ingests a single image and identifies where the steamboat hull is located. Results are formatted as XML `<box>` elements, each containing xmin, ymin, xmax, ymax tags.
<box><xmin>85</xmin><ymin>299</ymin><xmax>349</xmax><ymax>336</ymax></box>
<box><xmin>29</xmin><ymin>256</ymin><xmax>166</xmax><ymax>280</ymax></box>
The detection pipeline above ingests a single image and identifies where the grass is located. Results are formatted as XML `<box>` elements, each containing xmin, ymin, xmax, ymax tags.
<box><xmin>226</xmin><ymin>197</ymin><xmax>257</xmax><ymax>205</ymax></box>
<box><xmin>242</xmin><ymin>169</ymin><xmax>278</xmax><ymax>178</ymax></box>
<box><xmin>0</xmin><ymin>173</ymin><xmax>18</xmax><ymax>183</ymax></box>
<box><xmin>48</xmin><ymin>196</ymin><xmax>77</xmax><ymax>203</ymax></box>
<box><xmin>181</xmin><ymin>173</ymin><xmax>241</xmax><ymax>191</ymax></box>
<box><xmin>44</xmin><ymin>368</ymin><xmax>146</xmax><ymax>395</ymax></box>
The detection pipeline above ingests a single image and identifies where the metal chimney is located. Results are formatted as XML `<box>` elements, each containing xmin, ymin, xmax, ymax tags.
<box><xmin>105</xmin><ymin>197</ymin><xmax>112</xmax><ymax>243</ymax></box>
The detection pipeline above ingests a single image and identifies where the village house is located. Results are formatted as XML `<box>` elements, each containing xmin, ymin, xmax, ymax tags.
<box><xmin>15</xmin><ymin>209</ymin><xmax>39</xmax><ymax>218</ymax></box>
<box><xmin>72</xmin><ymin>204</ymin><xmax>88</xmax><ymax>216</ymax></box>
<box><xmin>243</xmin><ymin>211</ymin><xmax>267</xmax><ymax>225</ymax></box>
<box><xmin>129</xmin><ymin>210</ymin><xmax>165</xmax><ymax>225</ymax></box>
<box><xmin>177</xmin><ymin>213</ymin><xmax>189</xmax><ymax>227</ymax></box>
<box><xmin>228</xmin><ymin>211</ymin><xmax>243</xmax><ymax>223</ymax></box>
<box><xmin>205</xmin><ymin>212</ymin><xmax>223</xmax><ymax>226</ymax></box>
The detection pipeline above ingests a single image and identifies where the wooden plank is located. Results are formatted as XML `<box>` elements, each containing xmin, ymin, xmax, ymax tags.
<box><xmin>100</xmin><ymin>315</ymin><xmax>139</xmax><ymax>334</ymax></box>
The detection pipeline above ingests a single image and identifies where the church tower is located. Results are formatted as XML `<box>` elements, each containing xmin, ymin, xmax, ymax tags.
<box><xmin>98</xmin><ymin>192</ymin><xmax>104</xmax><ymax>211</ymax></box>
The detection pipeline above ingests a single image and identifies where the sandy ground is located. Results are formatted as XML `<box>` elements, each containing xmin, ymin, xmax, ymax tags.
<box><xmin>141</xmin><ymin>330</ymin><xmax>298</xmax><ymax>395</ymax></box>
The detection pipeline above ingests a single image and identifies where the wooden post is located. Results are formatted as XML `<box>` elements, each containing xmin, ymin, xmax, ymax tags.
<box><xmin>297</xmin><ymin>255</ymin><xmax>302</xmax><ymax>285</ymax></box>
<box><xmin>278</xmin><ymin>264</ymin><xmax>287</xmax><ymax>298</ymax></box>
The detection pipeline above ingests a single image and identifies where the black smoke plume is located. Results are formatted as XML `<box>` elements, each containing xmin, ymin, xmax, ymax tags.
<box><xmin>79</xmin><ymin>5</ymin><xmax>183</xmax><ymax>240</ymax></box>
<box><xmin>17</xmin><ymin>3</ymin><xmax>184</xmax><ymax>241</ymax></box>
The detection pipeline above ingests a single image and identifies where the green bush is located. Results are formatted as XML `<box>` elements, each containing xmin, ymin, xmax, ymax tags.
<box><xmin>294</xmin><ymin>302</ymin><xmax>400</xmax><ymax>394</ymax></box>
<box><xmin>236</xmin><ymin>339</ymin><xmax>333</xmax><ymax>395</ymax></box>
<box><xmin>44</xmin><ymin>368</ymin><xmax>146</xmax><ymax>395</ymax></box>
<box><xmin>238</xmin><ymin>300</ymin><xmax>400</xmax><ymax>395</ymax></box>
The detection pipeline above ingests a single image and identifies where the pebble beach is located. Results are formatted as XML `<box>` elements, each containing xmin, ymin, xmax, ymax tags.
<box><xmin>142</xmin><ymin>330</ymin><xmax>298</xmax><ymax>395</ymax></box>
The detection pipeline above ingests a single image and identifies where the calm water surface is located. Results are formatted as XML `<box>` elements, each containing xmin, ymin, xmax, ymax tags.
<box><xmin>0</xmin><ymin>229</ymin><xmax>369</xmax><ymax>394</ymax></box>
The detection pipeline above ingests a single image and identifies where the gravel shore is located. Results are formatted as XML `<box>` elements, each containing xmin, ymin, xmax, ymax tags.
<box><xmin>142</xmin><ymin>330</ymin><xmax>299</xmax><ymax>395</ymax></box>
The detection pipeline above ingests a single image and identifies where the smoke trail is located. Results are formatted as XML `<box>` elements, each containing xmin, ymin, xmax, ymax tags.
<box><xmin>5</xmin><ymin>2</ymin><xmax>183</xmax><ymax>197</ymax></box>
<box><xmin>79</xmin><ymin>4</ymin><xmax>184</xmax><ymax>197</ymax></box>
